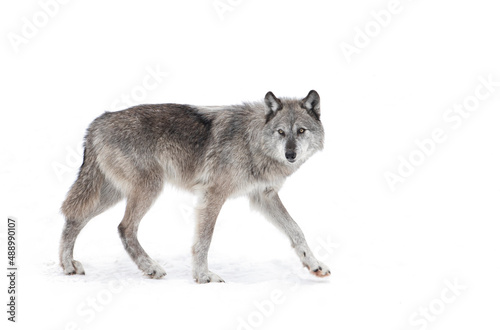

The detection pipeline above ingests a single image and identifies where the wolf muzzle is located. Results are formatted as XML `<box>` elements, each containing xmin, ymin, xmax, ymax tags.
<box><xmin>285</xmin><ymin>139</ymin><xmax>297</xmax><ymax>163</ymax></box>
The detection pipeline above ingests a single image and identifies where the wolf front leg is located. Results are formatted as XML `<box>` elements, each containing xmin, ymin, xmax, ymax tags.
<box><xmin>192</xmin><ymin>190</ymin><xmax>226</xmax><ymax>283</ymax></box>
<box><xmin>250</xmin><ymin>188</ymin><xmax>331</xmax><ymax>277</ymax></box>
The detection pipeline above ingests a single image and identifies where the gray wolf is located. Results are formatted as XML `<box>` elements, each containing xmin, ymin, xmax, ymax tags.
<box><xmin>60</xmin><ymin>90</ymin><xmax>330</xmax><ymax>283</ymax></box>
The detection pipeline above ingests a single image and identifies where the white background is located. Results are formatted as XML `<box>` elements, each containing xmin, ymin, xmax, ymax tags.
<box><xmin>1</xmin><ymin>0</ymin><xmax>500</xmax><ymax>329</ymax></box>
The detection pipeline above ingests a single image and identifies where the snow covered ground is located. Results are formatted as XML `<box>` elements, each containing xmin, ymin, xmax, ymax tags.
<box><xmin>1</xmin><ymin>0</ymin><xmax>500</xmax><ymax>329</ymax></box>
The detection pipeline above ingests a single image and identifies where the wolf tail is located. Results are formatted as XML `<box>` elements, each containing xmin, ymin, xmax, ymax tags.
<box><xmin>61</xmin><ymin>137</ymin><xmax>104</xmax><ymax>220</ymax></box>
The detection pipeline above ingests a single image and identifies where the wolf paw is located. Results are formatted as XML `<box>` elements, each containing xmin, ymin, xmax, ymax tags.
<box><xmin>310</xmin><ymin>263</ymin><xmax>331</xmax><ymax>277</ymax></box>
<box><xmin>304</xmin><ymin>260</ymin><xmax>331</xmax><ymax>278</ymax></box>
<box><xmin>62</xmin><ymin>260</ymin><xmax>85</xmax><ymax>275</ymax></box>
<box><xmin>143</xmin><ymin>263</ymin><xmax>167</xmax><ymax>279</ymax></box>
<box><xmin>194</xmin><ymin>271</ymin><xmax>225</xmax><ymax>284</ymax></box>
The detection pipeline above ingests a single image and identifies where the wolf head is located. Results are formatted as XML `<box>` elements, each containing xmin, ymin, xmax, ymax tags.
<box><xmin>262</xmin><ymin>90</ymin><xmax>324</xmax><ymax>165</ymax></box>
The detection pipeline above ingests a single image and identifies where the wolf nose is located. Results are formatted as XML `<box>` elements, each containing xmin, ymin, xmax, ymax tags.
<box><xmin>285</xmin><ymin>151</ymin><xmax>297</xmax><ymax>162</ymax></box>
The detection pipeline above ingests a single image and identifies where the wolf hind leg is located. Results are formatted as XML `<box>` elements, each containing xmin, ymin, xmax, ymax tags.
<box><xmin>60</xmin><ymin>180</ymin><xmax>123</xmax><ymax>275</ymax></box>
<box><xmin>60</xmin><ymin>219</ymin><xmax>89</xmax><ymax>275</ymax></box>
<box><xmin>118</xmin><ymin>174</ymin><xmax>166</xmax><ymax>279</ymax></box>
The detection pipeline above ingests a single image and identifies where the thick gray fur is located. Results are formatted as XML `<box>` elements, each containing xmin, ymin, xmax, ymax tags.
<box><xmin>60</xmin><ymin>90</ymin><xmax>330</xmax><ymax>283</ymax></box>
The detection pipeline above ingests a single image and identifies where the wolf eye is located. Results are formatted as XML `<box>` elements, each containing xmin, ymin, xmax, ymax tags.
<box><xmin>278</xmin><ymin>129</ymin><xmax>285</xmax><ymax>136</ymax></box>
<box><xmin>298</xmin><ymin>128</ymin><xmax>306</xmax><ymax>134</ymax></box>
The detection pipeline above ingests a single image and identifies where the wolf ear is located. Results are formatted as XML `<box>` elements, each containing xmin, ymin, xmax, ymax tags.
<box><xmin>264</xmin><ymin>91</ymin><xmax>283</xmax><ymax>121</ymax></box>
<box><xmin>301</xmin><ymin>90</ymin><xmax>320</xmax><ymax>120</ymax></box>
